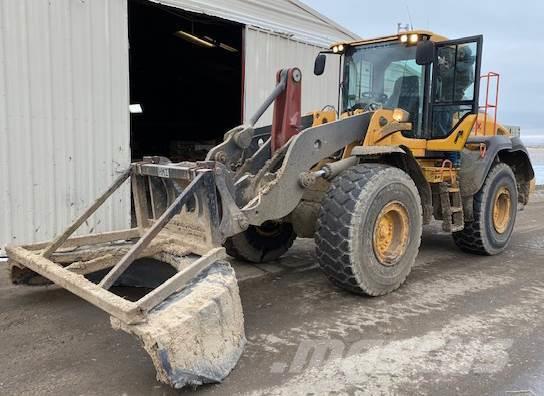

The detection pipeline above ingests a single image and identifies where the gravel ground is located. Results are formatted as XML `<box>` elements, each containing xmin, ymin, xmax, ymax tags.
<box><xmin>1</xmin><ymin>196</ymin><xmax>544</xmax><ymax>395</ymax></box>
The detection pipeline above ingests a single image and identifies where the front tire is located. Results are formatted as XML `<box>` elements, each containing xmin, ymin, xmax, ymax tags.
<box><xmin>315</xmin><ymin>164</ymin><xmax>422</xmax><ymax>296</ymax></box>
<box><xmin>453</xmin><ymin>163</ymin><xmax>517</xmax><ymax>255</ymax></box>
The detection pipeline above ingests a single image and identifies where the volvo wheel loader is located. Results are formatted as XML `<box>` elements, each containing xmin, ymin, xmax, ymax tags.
<box><xmin>6</xmin><ymin>30</ymin><xmax>535</xmax><ymax>389</ymax></box>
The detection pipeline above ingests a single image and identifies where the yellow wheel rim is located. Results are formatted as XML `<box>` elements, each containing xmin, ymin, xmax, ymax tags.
<box><xmin>492</xmin><ymin>186</ymin><xmax>512</xmax><ymax>234</ymax></box>
<box><xmin>373</xmin><ymin>201</ymin><xmax>410</xmax><ymax>266</ymax></box>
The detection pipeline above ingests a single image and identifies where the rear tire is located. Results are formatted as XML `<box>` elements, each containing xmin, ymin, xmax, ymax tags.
<box><xmin>453</xmin><ymin>163</ymin><xmax>517</xmax><ymax>255</ymax></box>
<box><xmin>315</xmin><ymin>164</ymin><xmax>422</xmax><ymax>296</ymax></box>
<box><xmin>225</xmin><ymin>221</ymin><xmax>296</xmax><ymax>263</ymax></box>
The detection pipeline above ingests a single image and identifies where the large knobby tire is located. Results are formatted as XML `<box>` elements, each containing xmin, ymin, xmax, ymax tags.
<box><xmin>453</xmin><ymin>163</ymin><xmax>517</xmax><ymax>255</ymax></box>
<box><xmin>315</xmin><ymin>164</ymin><xmax>423</xmax><ymax>296</ymax></box>
<box><xmin>224</xmin><ymin>221</ymin><xmax>296</xmax><ymax>263</ymax></box>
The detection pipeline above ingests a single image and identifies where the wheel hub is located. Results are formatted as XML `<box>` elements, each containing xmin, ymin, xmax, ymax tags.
<box><xmin>373</xmin><ymin>201</ymin><xmax>410</xmax><ymax>266</ymax></box>
<box><xmin>492</xmin><ymin>186</ymin><xmax>511</xmax><ymax>234</ymax></box>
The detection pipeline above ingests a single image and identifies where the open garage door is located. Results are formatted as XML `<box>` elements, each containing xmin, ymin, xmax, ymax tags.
<box><xmin>128</xmin><ymin>0</ymin><xmax>243</xmax><ymax>161</ymax></box>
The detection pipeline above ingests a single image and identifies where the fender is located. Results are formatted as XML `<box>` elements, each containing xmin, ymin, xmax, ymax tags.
<box><xmin>351</xmin><ymin>145</ymin><xmax>433</xmax><ymax>224</ymax></box>
<box><xmin>459</xmin><ymin>136</ymin><xmax>535</xmax><ymax>198</ymax></box>
<box><xmin>499</xmin><ymin>137</ymin><xmax>535</xmax><ymax>182</ymax></box>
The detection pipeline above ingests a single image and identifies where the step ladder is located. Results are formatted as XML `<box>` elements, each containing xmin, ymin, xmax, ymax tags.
<box><xmin>439</xmin><ymin>182</ymin><xmax>464</xmax><ymax>233</ymax></box>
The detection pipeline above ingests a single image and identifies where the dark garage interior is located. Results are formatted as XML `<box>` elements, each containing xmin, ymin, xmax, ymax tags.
<box><xmin>128</xmin><ymin>0</ymin><xmax>244</xmax><ymax>161</ymax></box>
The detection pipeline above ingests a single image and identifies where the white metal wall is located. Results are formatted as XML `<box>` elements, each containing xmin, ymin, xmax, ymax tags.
<box><xmin>0</xmin><ymin>0</ymin><xmax>131</xmax><ymax>248</ymax></box>
<box><xmin>244</xmin><ymin>27</ymin><xmax>341</xmax><ymax>127</ymax></box>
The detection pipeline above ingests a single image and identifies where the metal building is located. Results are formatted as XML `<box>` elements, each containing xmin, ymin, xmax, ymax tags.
<box><xmin>0</xmin><ymin>0</ymin><xmax>358</xmax><ymax>249</ymax></box>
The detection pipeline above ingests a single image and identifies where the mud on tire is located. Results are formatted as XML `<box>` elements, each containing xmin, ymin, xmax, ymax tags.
<box><xmin>453</xmin><ymin>163</ymin><xmax>517</xmax><ymax>255</ymax></box>
<box><xmin>225</xmin><ymin>222</ymin><xmax>296</xmax><ymax>263</ymax></box>
<box><xmin>315</xmin><ymin>164</ymin><xmax>422</xmax><ymax>296</ymax></box>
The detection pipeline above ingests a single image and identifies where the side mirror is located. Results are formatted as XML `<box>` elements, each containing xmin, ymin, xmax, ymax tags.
<box><xmin>314</xmin><ymin>54</ymin><xmax>327</xmax><ymax>76</ymax></box>
<box><xmin>416</xmin><ymin>40</ymin><xmax>435</xmax><ymax>65</ymax></box>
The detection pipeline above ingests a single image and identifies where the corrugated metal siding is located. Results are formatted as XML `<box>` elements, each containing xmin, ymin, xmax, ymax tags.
<box><xmin>149</xmin><ymin>0</ymin><xmax>358</xmax><ymax>47</ymax></box>
<box><xmin>244</xmin><ymin>27</ymin><xmax>340</xmax><ymax>127</ymax></box>
<box><xmin>0</xmin><ymin>0</ymin><xmax>131</xmax><ymax>248</ymax></box>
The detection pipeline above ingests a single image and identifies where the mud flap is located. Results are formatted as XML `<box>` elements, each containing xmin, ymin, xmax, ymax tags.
<box><xmin>111</xmin><ymin>262</ymin><xmax>245</xmax><ymax>388</ymax></box>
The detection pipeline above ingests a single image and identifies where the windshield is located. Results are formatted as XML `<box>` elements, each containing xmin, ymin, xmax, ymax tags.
<box><xmin>342</xmin><ymin>42</ymin><xmax>425</xmax><ymax>134</ymax></box>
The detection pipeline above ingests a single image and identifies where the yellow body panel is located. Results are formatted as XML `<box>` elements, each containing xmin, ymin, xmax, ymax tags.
<box><xmin>310</xmin><ymin>110</ymin><xmax>337</xmax><ymax>127</ymax></box>
<box><xmin>426</xmin><ymin>114</ymin><xmax>478</xmax><ymax>151</ymax></box>
<box><xmin>420</xmin><ymin>165</ymin><xmax>458</xmax><ymax>184</ymax></box>
<box><xmin>355</xmin><ymin>110</ymin><xmax>479</xmax><ymax>154</ymax></box>
<box><xmin>472</xmin><ymin>113</ymin><xmax>511</xmax><ymax>137</ymax></box>
<box><xmin>386</xmin><ymin>133</ymin><xmax>427</xmax><ymax>157</ymax></box>
<box><xmin>362</xmin><ymin>109</ymin><xmax>393</xmax><ymax>146</ymax></box>
<box><xmin>361</xmin><ymin>110</ymin><xmax>427</xmax><ymax>157</ymax></box>
<box><xmin>340</xmin><ymin>109</ymin><xmax>466</xmax><ymax>183</ymax></box>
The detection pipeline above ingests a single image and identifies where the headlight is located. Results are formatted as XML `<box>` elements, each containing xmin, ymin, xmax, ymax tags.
<box><xmin>393</xmin><ymin>108</ymin><xmax>410</xmax><ymax>123</ymax></box>
<box><xmin>332</xmin><ymin>44</ymin><xmax>345</xmax><ymax>54</ymax></box>
<box><xmin>409</xmin><ymin>33</ymin><xmax>419</xmax><ymax>44</ymax></box>
<box><xmin>400</xmin><ymin>34</ymin><xmax>408</xmax><ymax>43</ymax></box>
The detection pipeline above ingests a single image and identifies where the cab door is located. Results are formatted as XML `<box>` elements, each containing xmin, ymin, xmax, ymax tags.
<box><xmin>428</xmin><ymin>35</ymin><xmax>483</xmax><ymax>139</ymax></box>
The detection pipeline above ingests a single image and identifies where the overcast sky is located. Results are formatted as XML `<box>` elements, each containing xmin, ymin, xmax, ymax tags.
<box><xmin>305</xmin><ymin>0</ymin><xmax>544</xmax><ymax>133</ymax></box>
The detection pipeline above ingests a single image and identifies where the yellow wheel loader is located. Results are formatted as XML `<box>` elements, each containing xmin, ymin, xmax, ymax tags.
<box><xmin>6</xmin><ymin>30</ymin><xmax>534</xmax><ymax>388</ymax></box>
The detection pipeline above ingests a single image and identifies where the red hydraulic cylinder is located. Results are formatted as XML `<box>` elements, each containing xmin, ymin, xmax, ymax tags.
<box><xmin>271</xmin><ymin>68</ymin><xmax>302</xmax><ymax>152</ymax></box>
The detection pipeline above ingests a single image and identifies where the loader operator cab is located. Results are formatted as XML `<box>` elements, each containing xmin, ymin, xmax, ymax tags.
<box><xmin>315</xmin><ymin>31</ymin><xmax>482</xmax><ymax>141</ymax></box>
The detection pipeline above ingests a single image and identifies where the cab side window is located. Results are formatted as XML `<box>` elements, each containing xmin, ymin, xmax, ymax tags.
<box><xmin>345</xmin><ymin>59</ymin><xmax>373</xmax><ymax>110</ymax></box>
<box><xmin>431</xmin><ymin>41</ymin><xmax>478</xmax><ymax>138</ymax></box>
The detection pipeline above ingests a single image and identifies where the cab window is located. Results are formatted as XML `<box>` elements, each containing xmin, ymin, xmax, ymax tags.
<box><xmin>342</xmin><ymin>42</ymin><xmax>426</xmax><ymax>136</ymax></box>
<box><xmin>384</xmin><ymin>59</ymin><xmax>424</xmax><ymax>134</ymax></box>
<box><xmin>431</xmin><ymin>41</ymin><xmax>478</xmax><ymax>138</ymax></box>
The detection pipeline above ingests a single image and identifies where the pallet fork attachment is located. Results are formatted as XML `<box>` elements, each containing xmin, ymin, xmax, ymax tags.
<box><xmin>6</xmin><ymin>160</ymin><xmax>246</xmax><ymax>388</ymax></box>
